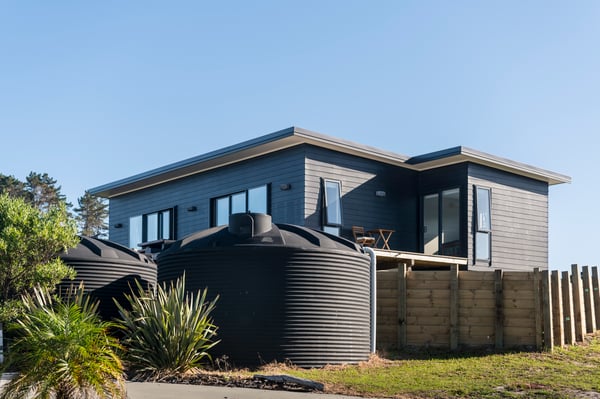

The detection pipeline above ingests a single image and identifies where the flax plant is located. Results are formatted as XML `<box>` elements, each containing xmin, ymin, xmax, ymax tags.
<box><xmin>0</xmin><ymin>285</ymin><xmax>126</xmax><ymax>399</ymax></box>
<box><xmin>115</xmin><ymin>276</ymin><xmax>219</xmax><ymax>380</ymax></box>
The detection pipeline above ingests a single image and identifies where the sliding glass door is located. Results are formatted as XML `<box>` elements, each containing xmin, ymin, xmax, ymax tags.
<box><xmin>422</xmin><ymin>188</ymin><xmax>460</xmax><ymax>256</ymax></box>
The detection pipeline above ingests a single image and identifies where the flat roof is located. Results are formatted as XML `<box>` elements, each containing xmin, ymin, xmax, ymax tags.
<box><xmin>90</xmin><ymin>126</ymin><xmax>571</xmax><ymax>198</ymax></box>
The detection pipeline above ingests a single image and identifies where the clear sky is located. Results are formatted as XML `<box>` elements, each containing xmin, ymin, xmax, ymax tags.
<box><xmin>1</xmin><ymin>1</ymin><xmax>598</xmax><ymax>270</ymax></box>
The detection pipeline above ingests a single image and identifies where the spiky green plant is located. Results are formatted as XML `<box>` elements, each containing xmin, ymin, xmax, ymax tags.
<box><xmin>115</xmin><ymin>276</ymin><xmax>219</xmax><ymax>380</ymax></box>
<box><xmin>0</xmin><ymin>285</ymin><xmax>126</xmax><ymax>399</ymax></box>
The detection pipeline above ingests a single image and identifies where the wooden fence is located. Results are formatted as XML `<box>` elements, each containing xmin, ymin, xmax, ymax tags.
<box><xmin>376</xmin><ymin>264</ymin><xmax>600</xmax><ymax>351</ymax></box>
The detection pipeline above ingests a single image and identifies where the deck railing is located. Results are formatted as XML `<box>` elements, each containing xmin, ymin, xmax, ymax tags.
<box><xmin>376</xmin><ymin>264</ymin><xmax>600</xmax><ymax>351</ymax></box>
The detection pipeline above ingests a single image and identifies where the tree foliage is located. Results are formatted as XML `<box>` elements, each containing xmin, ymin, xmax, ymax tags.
<box><xmin>0</xmin><ymin>172</ymin><xmax>69</xmax><ymax>212</ymax></box>
<box><xmin>0</xmin><ymin>194</ymin><xmax>79</xmax><ymax>322</ymax></box>
<box><xmin>25</xmin><ymin>172</ymin><xmax>69</xmax><ymax>212</ymax></box>
<box><xmin>74</xmin><ymin>190</ymin><xmax>109</xmax><ymax>238</ymax></box>
<box><xmin>0</xmin><ymin>285</ymin><xmax>126</xmax><ymax>399</ymax></box>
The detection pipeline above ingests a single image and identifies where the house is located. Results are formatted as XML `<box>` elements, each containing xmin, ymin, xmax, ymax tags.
<box><xmin>89</xmin><ymin>127</ymin><xmax>570</xmax><ymax>271</ymax></box>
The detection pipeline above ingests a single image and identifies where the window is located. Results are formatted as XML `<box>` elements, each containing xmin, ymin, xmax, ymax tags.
<box><xmin>422</xmin><ymin>188</ymin><xmax>461</xmax><ymax>256</ymax></box>
<box><xmin>129</xmin><ymin>208</ymin><xmax>175</xmax><ymax>249</ymax></box>
<box><xmin>212</xmin><ymin>184</ymin><xmax>270</xmax><ymax>226</ymax></box>
<box><xmin>322</xmin><ymin>179</ymin><xmax>342</xmax><ymax>236</ymax></box>
<box><xmin>475</xmin><ymin>186</ymin><xmax>492</xmax><ymax>264</ymax></box>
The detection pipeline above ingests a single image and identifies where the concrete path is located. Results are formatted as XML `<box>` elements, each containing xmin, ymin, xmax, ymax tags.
<box><xmin>126</xmin><ymin>382</ymin><xmax>366</xmax><ymax>399</ymax></box>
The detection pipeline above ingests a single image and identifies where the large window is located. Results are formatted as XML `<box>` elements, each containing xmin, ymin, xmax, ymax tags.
<box><xmin>212</xmin><ymin>184</ymin><xmax>269</xmax><ymax>226</ymax></box>
<box><xmin>322</xmin><ymin>179</ymin><xmax>342</xmax><ymax>236</ymax></box>
<box><xmin>475</xmin><ymin>186</ymin><xmax>492</xmax><ymax>264</ymax></box>
<box><xmin>129</xmin><ymin>208</ymin><xmax>175</xmax><ymax>249</ymax></box>
<box><xmin>422</xmin><ymin>188</ymin><xmax>461</xmax><ymax>256</ymax></box>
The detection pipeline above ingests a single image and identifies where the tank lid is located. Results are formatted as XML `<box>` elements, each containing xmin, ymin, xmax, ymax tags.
<box><xmin>60</xmin><ymin>236</ymin><xmax>153</xmax><ymax>264</ymax></box>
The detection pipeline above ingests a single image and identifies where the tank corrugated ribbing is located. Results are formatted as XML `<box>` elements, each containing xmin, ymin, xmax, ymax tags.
<box><xmin>157</xmin><ymin>216</ymin><xmax>372</xmax><ymax>368</ymax></box>
<box><xmin>59</xmin><ymin>236</ymin><xmax>157</xmax><ymax>320</ymax></box>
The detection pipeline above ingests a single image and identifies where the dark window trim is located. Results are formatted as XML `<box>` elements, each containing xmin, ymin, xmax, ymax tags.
<box><xmin>130</xmin><ymin>206</ymin><xmax>177</xmax><ymax>248</ymax></box>
<box><xmin>474</xmin><ymin>186</ymin><xmax>492</xmax><ymax>265</ymax></box>
<box><xmin>420</xmin><ymin>186</ymin><xmax>462</xmax><ymax>256</ymax></box>
<box><xmin>211</xmin><ymin>184</ymin><xmax>271</xmax><ymax>227</ymax></box>
<box><xmin>321</xmin><ymin>178</ymin><xmax>343</xmax><ymax>235</ymax></box>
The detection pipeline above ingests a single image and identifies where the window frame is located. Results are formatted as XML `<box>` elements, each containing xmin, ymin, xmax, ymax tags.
<box><xmin>474</xmin><ymin>186</ymin><xmax>492</xmax><ymax>265</ymax></box>
<box><xmin>322</xmin><ymin>178</ymin><xmax>343</xmax><ymax>236</ymax></box>
<box><xmin>421</xmin><ymin>187</ymin><xmax>461</xmax><ymax>256</ymax></box>
<box><xmin>129</xmin><ymin>207</ymin><xmax>176</xmax><ymax>249</ymax></box>
<box><xmin>211</xmin><ymin>184</ymin><xmax>271</xmax><ymax>227</ymax></box>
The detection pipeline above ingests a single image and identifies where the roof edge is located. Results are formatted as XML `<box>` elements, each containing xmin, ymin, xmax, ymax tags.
<box><xmin>407</xmin><ymin>146</ymin><xmax>571</xmax><ymax>185</ymax></box>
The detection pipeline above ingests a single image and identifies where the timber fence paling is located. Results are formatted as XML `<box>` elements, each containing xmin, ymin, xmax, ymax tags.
<box><xmin>582</xmin><ymin>266</ymin><xmax>597</xmax><ymax>333</ymax></box>
<box><xmin>551</xmin><ymin>270</ymin><xmax>564</xmax><ymax>347</ymax></box>
<box><xmin>571</xmin><ymin>264</ymin><xmax>587</xmax><ymax>341</ymax></box>
<box><xmin>593</xmin><ymin>267</ymin><xmax>600</xmax><ymax>331</ymax></box>
<box><xmin>561</xmin><ymin>270</ymin><xmax>576</xmax><ymax>345</ymax></box>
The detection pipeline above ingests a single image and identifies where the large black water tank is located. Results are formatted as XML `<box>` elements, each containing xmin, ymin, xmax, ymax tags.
<box><xmin>157</xmin><ymin>213</ymin><xmax>372</xmax><ymax>368</ymax></box>
<box><xmin>59</xmin><ymin>236</ymin><xmax>157</xmax><ymax>319</ymax></box>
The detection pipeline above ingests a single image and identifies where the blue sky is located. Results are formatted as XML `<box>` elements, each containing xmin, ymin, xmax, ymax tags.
<box><xmin>1</xmin><ymin>1</ymin><xmax>598</xmax><ymax>270</ymax></box>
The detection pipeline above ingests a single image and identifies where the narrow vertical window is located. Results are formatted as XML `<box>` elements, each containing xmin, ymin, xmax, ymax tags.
<box><xmin>248</xmin><ymin>185</ymin><xmax>267</xmax><ymax>214</ymax></box>
<box><xmin>475</xmin><ymin>186</ymin><xmax>492</xmax><ymax>264</ymax></box>
<box><xmin>146</xmin><ymin>213</ymin><xmax>158</xmax><ymax>241</ymax></box>
<box><xmin>160</xmin><ymin>209</ymin><xmax>171</xmax><ymax>240</ymax></box>
<box><xmin>323</xmin><ymin>179</ymin><xmax>342</xmax><ymax>236</ymax></box>
<box><xmin>423</xmin><ymin>193</ymin><xmax>439</xmax><ymax>255</ymax></box>
<box><xmin>215</xmin><ymin>197</ymin><xmax>230</xmax><ymax>226</ymax></box>
<box><xmin>129</xmin><ymin>215</ymin><xmax>143</xmax><ymax>249</ymax></box>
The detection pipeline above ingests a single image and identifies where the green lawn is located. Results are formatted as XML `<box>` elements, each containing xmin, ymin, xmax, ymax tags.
<box><xmin>283</xmin><ymin>334</ymin><xmax>600</xmax><ymax>398</ymax></box>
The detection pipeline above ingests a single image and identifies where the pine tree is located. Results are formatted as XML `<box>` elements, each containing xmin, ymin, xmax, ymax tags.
<box><xmin>0</xmin><ymin>174</ymin><xmax>27</xmax><ymax>199</ymax></box>
<box><xmin>25</xmin><ymin>172</ymin><xmax>69</xmax><ymax>212</ymax></box>
<box><xmin>74</xmin><ymin>190</ymin><xmax>109</xmax><ymax>238</ymax></box>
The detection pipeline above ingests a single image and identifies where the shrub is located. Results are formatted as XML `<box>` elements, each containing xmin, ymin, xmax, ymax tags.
<box><xmin>115</xmin><ymin>276</ymin><xmax>219</xmax><ymax>380</ymax></box>
<box><xmin>0</xmin><ymin>285</ymin><xmax>126</xmax><ymax>399</ymax></box>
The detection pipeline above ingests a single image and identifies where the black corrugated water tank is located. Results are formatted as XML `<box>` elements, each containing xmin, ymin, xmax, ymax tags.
<box><xmin>157</xmin><ymin>213</ymin><xmax>372</xmax><ymax>368</ymax></box>
<box><xmin>59</xmin><ymin>236</ymin><xmax>157</xmax><ymax>320</ymax></box>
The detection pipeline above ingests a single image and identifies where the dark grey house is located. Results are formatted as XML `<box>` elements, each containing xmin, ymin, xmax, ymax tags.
<box><xmin>90</xmin><ymin>127</ymin><xmax>570</xmax><ymax>271</ymax></box>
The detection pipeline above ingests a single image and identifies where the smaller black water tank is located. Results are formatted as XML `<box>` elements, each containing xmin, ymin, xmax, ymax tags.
<box><xmin>59</xmin><ymin>236</ymin><xmax>157</xmax><ymax>319</ymax></box>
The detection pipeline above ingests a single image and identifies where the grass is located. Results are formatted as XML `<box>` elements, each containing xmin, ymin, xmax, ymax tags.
<box><xmin>275</xmin><ymin>333</ymin><xmax>600</xmax><ymax>398</ymax></box>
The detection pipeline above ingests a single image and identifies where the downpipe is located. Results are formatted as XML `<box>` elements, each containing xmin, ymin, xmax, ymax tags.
<box><xmin>363</xmin><ymin>247</ymin><xmax>377</xmax><ymax>353</ymax></box>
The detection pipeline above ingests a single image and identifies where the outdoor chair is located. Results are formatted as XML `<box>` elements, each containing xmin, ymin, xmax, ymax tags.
<box><xmin>352</xmin><ymin>226</ymin><xmax>376</xmax><ymax>247</ymax></box>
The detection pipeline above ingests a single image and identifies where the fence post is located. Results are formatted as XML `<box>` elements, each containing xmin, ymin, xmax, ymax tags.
<box><xmin>561</xmin><ymin>270</ymin><xmax>576</xmax><ymax>345</ymax></box>
<box><xmin>572</xmin><ymin>264</ymin><xmax>586</xmax><ymax>341</ymax></box>
<box><xmin>541</xmin><ymin>270</ymin><xmax>553</xmax><ymax>351</ymax></box>
<box><xmin>494</xmin><ymin>269</ymin><xmax>504</xmax><ymax>350</ymax></box>
<box><xmin>397</xmin><ymin>263</ymin><xmax>407</xmax><ymax>349</ymax></box>
<box><xmin>593</xmin><ymin>267</ymin><xmax>600</xmax><ymax>331</ymax></box>
<box><xmin>551</xmin><ymin>270</ymin><xmax>564</xmax><ymax>347</ymax></box>
<box><xmin>582</xmin><ymin>266</ymin><xmax>596</xmax><ymax>334</ymax></box>
<box><xmin>534</xmin><ymin>268</ymin><xmax>543</xmax><ymax>349</ymax></box>
<box><xmin>450</xmin><ymin>264</ymin><xmax>459</xmax><ymax>350</ymax></box>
